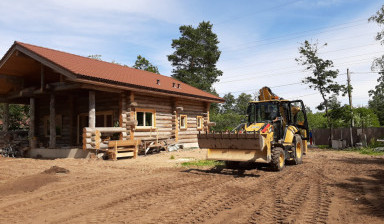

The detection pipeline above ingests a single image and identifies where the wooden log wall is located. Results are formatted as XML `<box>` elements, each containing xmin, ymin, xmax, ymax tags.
<box><xmin>176</xmin><ymin>99</ymin><xmax>206</xmax><ymax>144</ymax></box>
<box><xmin>34</xmin><ymin>88</ymin><xmax>209</xmax><ymax>148</ymax></box>
<box><xmin>132</xmin><ymin>93</ymin><xmax>173</xmax><ymax>141</ymax></box>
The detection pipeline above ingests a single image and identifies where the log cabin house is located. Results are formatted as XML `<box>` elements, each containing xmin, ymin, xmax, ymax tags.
<box><xmin>0</xmin><ymin>41</ymin><xmax>223</xmax><ymax>158</ymax></box>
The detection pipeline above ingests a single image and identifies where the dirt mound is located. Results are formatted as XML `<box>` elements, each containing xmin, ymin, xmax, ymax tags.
<box><xmin>0</xmin><ymin>174</ymin><xmax>58</xmax><ymax>196</ymax></box>
<box><xmin>42</xmin><ymin>166</ymin><xmax>70</xmax><ymax>174</ymax></box>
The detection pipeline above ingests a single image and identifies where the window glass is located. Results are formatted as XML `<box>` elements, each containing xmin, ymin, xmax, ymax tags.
<box><xmin>106</xmin><ymin>115</ymin><xmax>113</xmax><ymax>127</ymax></box>
<box><xmin>180</xmin><ymin>115</ymin><xmax>187</xmax><ymax>128</ymax></box>
<box><xmin>96</xmin><ymin>115</ymin><xmax>104</xmax><ymax>127</ymax></box>
<box><xmin>145</xmin><ymin>112</ymin><xmax>153</xmax><ymax>127</ymax></box>
<box><xmin>137</xmin><ymin>112</ymin><xmax>144</xmax><ymax>126</ymax></box>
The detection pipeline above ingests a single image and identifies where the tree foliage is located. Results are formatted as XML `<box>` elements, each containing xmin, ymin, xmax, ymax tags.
<box><xmin>221</xmin><ymin>93</ymin><xmax>236</xmax><ymax>113</ymax></box>
<box><xmin>168</xmin><ymin>21</ymin><xmax>222</xmax><ymax>93</ymax></box>
<box><xmin>235</xmin><ymin>93</ymin><xmax>252</xmax><ymax>115</ymax></box>
<box><xmin>0</xmin><ymin>104</ymin><xmax>30</xmax><ymax>130</ymax></box>
<box><xmin>368</xmin><ymin>5</ymin><xmax>384</xmax><ymax>126</ymax></box>
<box><xmin>210</xmin><ymin>112</ymin><xmax>245</xmax><ymax>132</ymax></box>
<box><xmin>306</xmin><ymin>106</ymin><xmax>380</xmax><ymax>129</ymax></box>
<box><xmin>133</xmin><ymin>55</ymin><xmax>160</xmax><ymax>74</ymax></box>
<box><xmin>296</xmin><ymin>40</ymin><xmax>347</xmax><ymax>143</ymax></box>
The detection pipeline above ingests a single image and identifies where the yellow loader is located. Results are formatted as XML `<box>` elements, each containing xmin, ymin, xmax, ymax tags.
<box><xmin>198</xmin><ymin>87</ymin><xmax>309</xmax><ymax>171</ymax></box>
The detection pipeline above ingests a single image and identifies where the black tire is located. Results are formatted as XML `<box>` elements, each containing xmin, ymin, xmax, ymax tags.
<box><xmin>271</xmin><ymin>147</ymin><xmax>285</xmax><ymax>171</ymax></box>
<box><xmin>225</xmin><ymin>161</ymin><xmax>240</xmax><ymax>169</ymax></box>
<box><xmin>292</xmin><ymin>134</ymin><xmax>303</xmax><ymax>165</ymax></box>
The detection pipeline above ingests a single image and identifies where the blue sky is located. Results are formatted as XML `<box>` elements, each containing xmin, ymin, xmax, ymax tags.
<box><xmin>0</xmin><ymin>0</ymin><xmax>383</xmax><ymax>110</ymax></box>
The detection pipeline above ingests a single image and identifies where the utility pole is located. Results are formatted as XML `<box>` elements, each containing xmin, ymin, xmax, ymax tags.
<box><xmin>347</xmin><ymin>68</ymin><xmax>354</xmax><ymax>147</ymax></box>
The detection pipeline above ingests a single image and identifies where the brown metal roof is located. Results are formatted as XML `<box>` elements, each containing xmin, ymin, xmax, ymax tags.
<box><xmin>11</xmin><ymin>41</ymin><xmax>223</xmax><ymax>102</ymax></box>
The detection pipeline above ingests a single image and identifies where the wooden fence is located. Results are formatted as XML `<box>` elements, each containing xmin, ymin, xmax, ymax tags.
<box><xmin>312</xmin><ymin>127</ymin><xmax>384</xmax><ymax>146</ymax></box>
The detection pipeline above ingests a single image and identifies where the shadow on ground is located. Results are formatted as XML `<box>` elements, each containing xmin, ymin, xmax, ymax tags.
<box><xmin>330</xmin><ymin>157</ymin><xmax>384</xmax><ymax>219</ymax></box>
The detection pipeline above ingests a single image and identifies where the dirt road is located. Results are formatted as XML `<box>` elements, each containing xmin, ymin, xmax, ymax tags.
<box><xmin>0</xmin><ymin>149</ymin><xmax>383</xmax><ymax>224</ymax></box>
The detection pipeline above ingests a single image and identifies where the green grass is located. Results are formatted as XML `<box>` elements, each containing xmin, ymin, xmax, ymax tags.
<box><xmin>317</xmin><ymin>145</ymin><xmax>330</xmax><ymax>149</ymax></box>
<box><xmin>169</xmin><ymin>155</ymin><xmax>175</xmax><ymax>160</ymax></box>
<box><xmin>315</xmin><ymin>144</ymin><xmax>384</xmax><ymax>156</ymax></box>
<box><xmin>181</xmin><ymin>160</ymin><xmax>224</xmax><ymax>167</ymax></box>
<box><xmin>343</xmin><ymin>147</ymin><xmax>384</xmax><ymax>156</ymax></box>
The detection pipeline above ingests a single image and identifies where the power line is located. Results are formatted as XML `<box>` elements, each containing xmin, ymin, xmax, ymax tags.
<box><xmin>220</xmin><ymin>50</ymin><xmax>382</xmax><ymax>78</ymax></box>
<box><xmin>218</xmin><ymin>82</ymin><xmax>303</xmax><ymax>95</ymax></box>
<box><xmin>220</xmin><ymin>42</ymin><xmax>380</xmax><ymax>72</ymax></box>
<box><xmin>217</xmin><ymin>57</ymin><xmax>376</xmax><ymax>85</ymax></box>
<box><xmin>220</xmin><ymin>20</ymin><xmax>370</xmax><ymax>53</ymax></box>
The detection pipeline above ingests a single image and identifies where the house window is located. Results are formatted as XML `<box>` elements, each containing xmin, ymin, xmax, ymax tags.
<box><xmin>136</xmin><ymin>109</ymin><xmax>156</xmax><ymax>128</ymax></box>
<box><xmin>197</xmin><ymin>116</ymin><xmax>203</xmax><ymax>130</ymax></box>
<box><xmin>180</xmin><ymin>115</ymin><xmax>187</xmax><ymax>129</ymax></box>
<box><xmin>44</xmin><ymin>115</ymin><xmax>63</xmax><ymax>137</ymax></box>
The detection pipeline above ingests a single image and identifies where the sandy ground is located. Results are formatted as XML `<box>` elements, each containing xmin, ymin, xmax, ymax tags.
<box><xmin>0</xmin><ymin>148</ymin><xmax>383</xmax><ymax>224</ymax></box>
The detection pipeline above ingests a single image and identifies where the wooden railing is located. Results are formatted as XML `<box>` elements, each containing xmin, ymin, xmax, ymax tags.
<box><xmin>82</xmin><ymin>127</ymin><xmax>126</xmax><ymax>150</ymax></box>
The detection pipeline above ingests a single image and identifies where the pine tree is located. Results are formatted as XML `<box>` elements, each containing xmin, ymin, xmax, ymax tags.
<box><xmin>168</xmin><ymin>21</ymin><xmax>222</xmax><ymax>93</ymax></box>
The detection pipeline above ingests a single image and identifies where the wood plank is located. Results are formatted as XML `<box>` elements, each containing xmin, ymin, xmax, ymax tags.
<box><xmin>108</xmin><ymin>139</ymin><xmax>139</xmax><ymax>147</ymax></box>
<box><xmin>116</xmin><ymin>151</ymin><xmax>134</xmax><ymax>158</ymax></box>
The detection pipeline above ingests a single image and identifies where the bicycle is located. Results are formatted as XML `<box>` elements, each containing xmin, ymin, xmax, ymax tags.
<box><xmin>1</xmin><ymin>144</ymin><xmax>19</xmax><ymax>158</ymax></box>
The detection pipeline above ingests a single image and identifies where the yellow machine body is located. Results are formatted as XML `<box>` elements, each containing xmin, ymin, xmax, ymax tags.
<box><xmin>198</xmin><ymin>86</ymin><xmax>309</xmax><ymax>167</ymax></box>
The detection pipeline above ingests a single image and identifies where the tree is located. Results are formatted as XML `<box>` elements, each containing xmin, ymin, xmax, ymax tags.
<box><xmin>0</xmin><ymin>104</ymin><xmax>29</xmax><ymax>130</ymax></box>
<box><xmin>306</xmin><ymin>111</ymin><xmax>328</xmax><ymax>130</ymax></box>
<box><xmin>221</xmin><ymin>93</ymin><xmax>236</xmax><ymax>113</ymax></box>
<box><xmin>168</xmin><ymin>21</ymin><xmax>222</xmax><ymax>93</ymax></box>
<box><xmin>133</xmin><ymin>55</ymin><xmax>160</xmax><ymax>74</ymax></box>
<box><xmin>210</xmin><ymin>112</ymin><xmax>245</xmax><ymax>132</ymax></box>
<box><xmin>368</xmin><ymin>5</ymin><xmax>384</xmax><ymax>126</ymax></box>
<box><xmin>235</xmin><ymin>93</ymin><xmax>252</xmax><ymax>115</ymax></box>
<box><xmin>353</xmin><ymin>107</ymin><xmax>380</xmax><ymax>128</ymax></box>
<box><xmin>296</xmin><ymin>40</ymin><xmax>347</xmax><ymax>145</ymax></box>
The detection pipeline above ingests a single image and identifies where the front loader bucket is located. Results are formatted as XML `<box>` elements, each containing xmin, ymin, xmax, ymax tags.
<box><xmin>198</xmin><ymin>132</ymin><xmax>269</xmax><ymax>163</ymax></box>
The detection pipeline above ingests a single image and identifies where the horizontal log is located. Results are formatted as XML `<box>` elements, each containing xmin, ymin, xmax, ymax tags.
<box><xmin>85</xmin><ymin>144</ymin><xmax>94</xmax><ymax>149</ymax></box>
<box><xmin>178</xmin><ymin>138</ymin><xmax>198</xmax><ymax>143</ymax></box>
<box><xmin>130</xmin><ymin>102</ymin><xmax>138</xmax><ymax>107</ymax></box>
<box><xmin>84</xmin><ymin>127</ymin><xmax>127</xmax><ymax>134</ymax></box>
<box><xmin>178</xmin><ymin>135</ymin><xmax>198</xmax><ymax>139</ymax></box>
<box><xmin>126</xmin><ymin>120</ymin><xmax>138</xmax><ymax>126</ymax></box>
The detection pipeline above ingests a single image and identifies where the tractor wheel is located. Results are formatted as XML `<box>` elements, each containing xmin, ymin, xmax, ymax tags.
<box><xmin>292</xmin><ymin>134</ymin><xmax>303</xmax><ymax>165</ymax></box>
<box><xmin>271</xmin><ymin>147</ymin><xmax>285</xmax><ymax>171</ymax></box>
<box><xmin>225</xmin><ymin>161</ymin><xmax>240</xmax><ymax>169</ymax></box>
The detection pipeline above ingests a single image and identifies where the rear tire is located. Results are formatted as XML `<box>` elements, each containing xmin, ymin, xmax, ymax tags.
<box><xmin>225</xmin><ymin>161</ymin><xmax>240</xmax><ymax>169</ymax></box>
<box><xmin>271</xmin><ymin>147</ymin><xmax>285</xmax><ymax>171</ymax></box>
<box><xmin>292</xmin><ymin>134</ymin><xmax>303</xmax><ymax>165</ymax></box>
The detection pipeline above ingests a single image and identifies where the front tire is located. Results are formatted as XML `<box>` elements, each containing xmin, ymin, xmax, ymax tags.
<box><xmin>292</xmin><ymin>134</ymin><xmax>303</xmax><ymax>165</ymax></box>
<box><xmin>271</xmin><ymin>147</ymin><xmax>285</xmax><ymax>171</ymax></box>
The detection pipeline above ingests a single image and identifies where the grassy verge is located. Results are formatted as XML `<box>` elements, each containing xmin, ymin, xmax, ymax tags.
<box><xmin>343</xmin><ymin>147</ymin><xmax>384</xmax><ymax>156</ymax></box>
<box><xmin>317</xmin><ymin>146</ymin><xmax>384</xmax><ymax>156</ymax></box>
<box><xmin>181</xmin><ymin>160</ymin><xmax>224</xmax><ymax>167</ymax></box>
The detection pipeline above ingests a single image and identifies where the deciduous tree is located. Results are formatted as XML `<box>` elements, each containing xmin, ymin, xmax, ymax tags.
<box><xmin>368</xmin><ymin>5</ymin><xmax>384</xmax><ymax>126</ymax></box>
<box><xmin>296</xmin><ymin>40</ymin><xmax>347</xmax><ymax>145</ymax></box>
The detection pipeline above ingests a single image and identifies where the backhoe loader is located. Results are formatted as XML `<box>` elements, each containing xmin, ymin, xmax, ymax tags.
<box><xmin>198</xmin><ymin>87</ymin><xmax>309</xmax><ymax>171</ymax></box>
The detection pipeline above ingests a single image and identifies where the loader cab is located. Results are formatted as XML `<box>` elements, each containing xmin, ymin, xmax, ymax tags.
<box><xmin>247</xmin><ymin>100</ymin><xmax>294</xmax><ymax>140</ymax></box>
<box><xmin>247</xmin><ymin>101</ymin><xmax>280</xmax><ymax>125</ymax></box>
